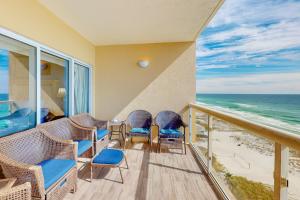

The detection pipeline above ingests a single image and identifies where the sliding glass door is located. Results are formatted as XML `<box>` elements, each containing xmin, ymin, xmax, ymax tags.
<box><xmin>0</xmin><ymin>29</ymin><xmax>92</xmax><ymax>137</ymax></box>
<box><xmin>0</xmin><ymin>34</ymin><xmax>36</xmax><ymax>137</ymax></box>
<box><xmin>74</xmin><ymin>63</ymin><xmax>89</xmax><ymax>114</ymax></box>
<box><xmin>40</xmin><ymin>52</ymin><xmax>69</xmax><ymax>123</ymax></box>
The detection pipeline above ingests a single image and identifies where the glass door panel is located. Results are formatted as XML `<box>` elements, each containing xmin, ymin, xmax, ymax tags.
<box><xmin>0</xmin><ymin>34</ymin><xmax>36</xmax><ymax>137</ymax></box>
<box><xmin>40</xmin><ymin>52</ymin><xmax>69</xmax><ymax>122</ymax></box>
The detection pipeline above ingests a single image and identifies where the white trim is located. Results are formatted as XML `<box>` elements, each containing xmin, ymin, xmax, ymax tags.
<box><xmin>88</xmin><ymin>67</ymin><xmax>93</xmax><ymax>115</ymax></box>
<box><xmin>36</xmin><ymin>47</ymin><xmax>41</xmax><ymax>124</ymax></box>
<box><xmin>69</xmin><ymin>59</ymin><xmax>75</xmax><ymax>116</ymax></box>
<box><xmin>0</xmin><ymin>27</ymin><xmax>91</xmax><ymax>70</ymax></box>
<box><xmin>0</xmin><ymin>26</ymin><xmax>93</xmax><ymax>121</ymax></box>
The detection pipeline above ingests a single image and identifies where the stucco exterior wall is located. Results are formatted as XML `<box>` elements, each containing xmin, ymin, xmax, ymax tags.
<box><xmin>95</xmin><ymin>42</ymin><xmax>196</xmax><ymax>120</ymax></box>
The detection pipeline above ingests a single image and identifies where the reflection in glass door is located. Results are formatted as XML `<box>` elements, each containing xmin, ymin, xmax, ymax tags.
<box><xmin>0</xmin><ymin>34</ymin><xmax>36</xmax><ymax>137</ymax></box>
<box><xmin>74</xmin><ymin>63</ymin><xmax>89</xmax><ymax>114</ymax></box>
<box><xmin>40</xmin><ymin>52</ymin><xmax>69</xmax><ymax>123</ymax></box>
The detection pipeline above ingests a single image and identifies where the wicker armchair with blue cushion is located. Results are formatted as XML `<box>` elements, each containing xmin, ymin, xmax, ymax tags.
<box><xmin>70</xmin><ymin>113</ymin><xmax>109</xmax><ymax>154</ymax></box>
<box><xmin>124</xmin><ymin>110</ymin><xmax>153</xmax><ymax>151</ymax></box>
<box><xmin>155</xmin><ymin>111</ymin><xmax>187</xmax><ymax>154</ymax></box>
<box><xmin>38</xmin><ymin>118</ymin><xmax>94</xmax><ymax>158</ymax></box>
<box><xmin>0</xmin><ymin>128</ymin><xmax>77</xmax><ymax>200</ymax></box>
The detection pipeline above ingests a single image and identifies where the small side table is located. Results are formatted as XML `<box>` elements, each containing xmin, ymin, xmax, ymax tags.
<box><xmin>109</xmin><ymin>120</ymin><xmax>125</xmax><ymax>144</ymax></box>
<box><xmin>0</xmin><ymin>178</ymin><xmax>31</xmax><ymax>200</ymax></box>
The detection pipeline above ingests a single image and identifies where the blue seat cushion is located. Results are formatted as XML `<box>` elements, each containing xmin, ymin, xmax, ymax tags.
<box><xmin>74</xmin><ymin>140</ymin><xmax>92</xmax><ymax>156</ymax></box>
<box><xmin>130</xmin><ymin>128</ymin><xmax>150</xmax><ymax>134</ymax></box>
<box><xmin>93</xmin><ymin>149</ymin><xmax>124</xmax><ymax>165</ymax></box>
<box><xmin>97</xmin><ymin>129</ymin><xmax>110</xmax><ymax>140</ymax></box>
<box><xmin>37</xmin><ymin>159</ymin><xmax>76</xmax><ymax>190</ymax></box>
<box><xmin>160</xmin><ymin>129</ymin><xmax>183</xmax><ymax>138</ymax></box>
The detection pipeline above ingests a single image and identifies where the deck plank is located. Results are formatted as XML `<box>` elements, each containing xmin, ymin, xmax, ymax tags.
<box><xmin>64</xmin><ymin>143</ymin><xmax>219</xmax><ymax>200</ymax></box>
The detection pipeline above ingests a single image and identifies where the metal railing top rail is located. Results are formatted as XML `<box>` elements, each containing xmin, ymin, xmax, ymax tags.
<box><xmin>189</xmin><ymin>103</ymin><xmax>300</xmax><ymax>151</ymax></box>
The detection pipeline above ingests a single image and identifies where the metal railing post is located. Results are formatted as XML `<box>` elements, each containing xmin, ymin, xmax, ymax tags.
<box><xmin>207</xmin><ymin>115</ymin><xmax>213</xmax><ymax>172</ymax></box>
<box><xmin>274</xmin><ymin>143</ymin><xmax>289</xmax><ymax>200</ymax></box>
<box><xmin>189</xmin><ymin>106</ymin><xmax>193</xmax><ymax>144</ymax></box>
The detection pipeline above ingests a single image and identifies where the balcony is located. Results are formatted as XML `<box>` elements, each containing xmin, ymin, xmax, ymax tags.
<box><xmin>0</xmin><ymin>1</ymin><xmax>299</xmax><ymax>200</ymax></box>
<box><xmin>57</xmin><ymin>103</ymin><xmax>300</xmax><ymax>200</ymax></box>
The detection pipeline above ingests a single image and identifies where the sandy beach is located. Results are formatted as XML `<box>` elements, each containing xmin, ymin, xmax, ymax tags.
<box><xmin>194</xmin><ymin>118</ymin><xmax>300</xmax><ymax>200</ymax></box>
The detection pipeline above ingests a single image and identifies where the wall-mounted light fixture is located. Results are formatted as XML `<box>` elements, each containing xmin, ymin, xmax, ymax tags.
<box><xmin>137</xmin><ymin>60</ymin><xmax>150</xmax><ymax>69</ymax></box>
<box><xmin>57</xmin><ymin>88</ymin><xmax>66</xmax><ymax>98</ymax></box>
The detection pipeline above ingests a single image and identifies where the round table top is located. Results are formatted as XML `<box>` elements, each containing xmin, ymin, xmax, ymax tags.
<box><xmin>109</xmin><ymin>120</ymin><xmax>124</xmax><ymax>126</ymax></box>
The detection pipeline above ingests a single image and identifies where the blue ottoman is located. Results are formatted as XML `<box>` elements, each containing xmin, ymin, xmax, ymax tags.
<box><xmin>91</xmin><ymin>148</ymin><xmax>128</xmax><ymax>183</ymax></box>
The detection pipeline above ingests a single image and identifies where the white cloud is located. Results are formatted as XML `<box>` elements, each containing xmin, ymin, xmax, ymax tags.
<box><xmin>196</xmin><ymin>72</ymin><xmax>300</xmax><ymax>94</ymax></box>
<box><xmin>197</xmin><ymin>0</ymin><xmax>300</xmax><ymax>60</ymax></box>
<box><xmin>209</xmin><ymin>0</ymin><xmax>300</xmax><ymax>27</ymax></box>
<box><xmin>196</xmin><ymin>64</ymin><xmax>231</xmax><ymax>71</ymax></box>
<box><xmin>197</xmin><ymin>20</ymin><xmax>300</xmax><ymax>57</ymax></box>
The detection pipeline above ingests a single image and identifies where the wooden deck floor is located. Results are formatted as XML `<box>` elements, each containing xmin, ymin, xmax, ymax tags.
<box><xmin>64</xmin><ymin>142</ymin><xmax>219</xmax><ymax>200</ymax></box>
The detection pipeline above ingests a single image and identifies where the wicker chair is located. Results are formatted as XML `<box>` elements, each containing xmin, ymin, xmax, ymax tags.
<box><xmin>0</xmin><ymin>182</ymin><xmax>31</xmax><ymax>200</ymax></box>
<box><xmin>124</xmin><ymin>110</ymin><xmax>153</xmax><ymax>151</ymax></box>
<box><xmin>70</xmin><ymin>113</ymin><xmax>109</xmax><ymax>154</ymax></box>
<box><xmin>0</xmin><ymin>128</ymin><xmax>77</xmax><ymax>200</ymax></box>
<box><xmin>155</xmin><ymin>111</ymin><xmax>187</xmax><ymax>154</ymax></box>
<box><xmin>37</xmin><ymin>118</ymin><xmax>94</xmax><ymax>158</ymax></box>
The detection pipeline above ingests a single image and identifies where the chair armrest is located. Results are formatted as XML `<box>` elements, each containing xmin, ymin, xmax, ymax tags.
<box><xmin>93</xmin><ymin>118</ymin><xmax>108</xmax><ymax>130</ymax></box>
<box><xmin>182</xmin><ymin>122</ymin><xmax>188</xmax><ymax>128</ymax></box>
<box><xmin>0</xmin><ymin>155</ymin><xmax>45</xmax><ymax>199</ymax></box>
<box><xmin>40</xmin><ymin>130</ymin><xmax>78</xmax><ymax>161</ymax></box>
<box><xmin>70</xmin><ymin>120</ymin><xmax>94</xmax><ymax>141</ymax></box>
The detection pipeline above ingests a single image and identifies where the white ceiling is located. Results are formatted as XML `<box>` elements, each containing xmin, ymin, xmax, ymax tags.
<box><xmin>38</xmin><ymin>0</ymin><xmax>222</xmax><ymax>46</ymax></box>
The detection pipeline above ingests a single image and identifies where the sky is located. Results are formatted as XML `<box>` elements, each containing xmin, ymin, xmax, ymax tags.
<box><xmin>196</xmin><ymin>0</ymin><xmax>300</xmax><ymax>94</ymax></box>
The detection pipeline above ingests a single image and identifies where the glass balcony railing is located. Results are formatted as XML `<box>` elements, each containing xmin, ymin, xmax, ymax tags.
<box><xmin>188</xmin><ymin>103</ymin><xmax>300</xmax><ymax>200</ymax></box>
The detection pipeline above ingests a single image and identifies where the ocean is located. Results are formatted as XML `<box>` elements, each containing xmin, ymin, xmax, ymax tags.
<box><xmin>196</xmin><ymin>94</ymin><xmax>300</xmax><ymax>134</ymax></box>
<box><xmin>0</xmin><ymin>93</ymin><xmax>9</xmax><ymax>129</ymax></box>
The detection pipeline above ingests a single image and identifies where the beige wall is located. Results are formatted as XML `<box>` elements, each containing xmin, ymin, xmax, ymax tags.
<box><xmin>95</xmin><ymin>42</ymin><xmax>196</xmax><ymax>120</ymax></box>
<box><xmin>0</xmin><ymin>0</ymin><xmax>95</xmax><ymax>65</ymax></box>
<box><xmin>1</xmin><ymin>1</ymin><xmax>197</xmax><ymax>121</ymax></box>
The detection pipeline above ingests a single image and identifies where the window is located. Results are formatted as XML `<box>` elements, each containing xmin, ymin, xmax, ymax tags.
<box><xmin>0</xmin><ymin>28</ymin><xmax>92</xmax><ymax>137</ymax></box>
<box><xmin>40</xmin><ymin>52</ymin><xmax>69</xmax><ymax>122</ymax></box>
<box><xmin>0</xmin><ymin>34</ymin><xmax>37</xmax><ymax>137</ymax></box>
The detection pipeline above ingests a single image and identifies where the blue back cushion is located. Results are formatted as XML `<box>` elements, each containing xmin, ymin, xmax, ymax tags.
<box><xmin>96</xmin><ymin>129</ymin><xmax>109</xmax><ymax>140</ymax></box>
<box><xmin>130</xmin><ymin>128</ymin><xmax>150</xmax><ymax>134</ymax></box>
<box><xmin>75</xmin><ymin>140</ymin><xmax>92</xmax><ymax>156</ymax></box>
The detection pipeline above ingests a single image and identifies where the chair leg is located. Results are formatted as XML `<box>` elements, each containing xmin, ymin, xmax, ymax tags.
<box><xmin>124</xmin><ymin>137</ymin><xmax>126</xmax><ymax>150</ymax></box>
<box><xmin>159</xmin><ymin>139</ymin><xmax>161</xmax><ymax>153</ymax></box>
<box><xmin>90</xmin><ymin>164</ymin><xmax>93</xmax><ymax>182</ymax></box>
<box><xmin>183</xmin><ymin>138</ymin><xmax>186</xmax><ymax>155</ymax></box>
<box><xmin>124</xmin><ymin>155</ymin><xmax>129</xmax><ymax>169</ymax></box>
<box><xmin>119</xmin><ymin>167</ymin><xmax>124</xmax><ymax>184</ymax></box>
<box><xmin>149</xmin><ymin>136</ymin><xmax>152</xmax><ymax>152</ymax></box>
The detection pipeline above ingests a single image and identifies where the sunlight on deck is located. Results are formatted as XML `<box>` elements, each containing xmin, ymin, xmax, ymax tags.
<box><xmin>65</xmin><ymin>143</ymin><xmax>218</xmax><ymax>200</ymax></box>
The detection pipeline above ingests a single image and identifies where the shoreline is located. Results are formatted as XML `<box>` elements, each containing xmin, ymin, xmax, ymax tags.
<box><xmin>194</xmin><ymin>118</ymin><xmax>300</xmax><ymax>200</ymax></box>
